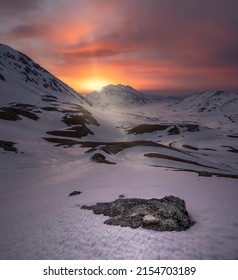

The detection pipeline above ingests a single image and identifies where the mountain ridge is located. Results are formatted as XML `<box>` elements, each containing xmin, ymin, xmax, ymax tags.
<box><xmin>0</xmin><ymin>43</ymin><xmax>88</xmax><ymax>104</ymax></box>
<box><xmin>173</xmin><ymin>90</ymin><xmax>238</xmax><ymax>114</ymax></box>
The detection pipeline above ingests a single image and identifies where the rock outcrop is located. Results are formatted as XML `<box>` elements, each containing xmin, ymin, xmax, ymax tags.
<box><xmin>91</xmin><ymin>153</ymin><xmax>116</xmax><ymax>165</ymax></box>
<box><xmin>82</xmin><ymin>195</ymin><xmax>194</xmax><ymax>231</ymax></box>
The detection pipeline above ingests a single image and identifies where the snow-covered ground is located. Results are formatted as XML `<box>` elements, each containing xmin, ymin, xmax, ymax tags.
<box><xmin>0</xmin><ymin>150</ymin><xmax>238</xmax><ymax>259</ymax></box>
<box><xmin>1</xmin><ymin>44</ymin><xmax>238</xmax><ymax>259</ymax></box>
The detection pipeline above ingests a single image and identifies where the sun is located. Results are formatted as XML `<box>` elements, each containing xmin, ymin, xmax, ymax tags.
<box><xmin>82</xmin><ymin>79</ymin><xmax>111</xmax><ymax>92</ymax></box>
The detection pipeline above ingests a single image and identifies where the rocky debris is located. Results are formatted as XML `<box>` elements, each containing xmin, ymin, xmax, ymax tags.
<box><xmin>69</xmin><ymin>191</ymin><xmax>81</xmax><ymax>197</ymax></box>
<box><xmin>91</xmin><ymin>153</ymin><xmax>116</xmax><ymax>165</ymax></box>
<box><xmin>81</xmin><ymin>195</ymin><xmax>194</xmax><ymax>231</ymax></box>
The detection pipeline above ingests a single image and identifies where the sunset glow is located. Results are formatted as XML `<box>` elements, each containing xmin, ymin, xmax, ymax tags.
<box><xmin>1</xmin><ymin>0</ymin><xmax>238</xmax><ymax>95</ymax></box>
<box><xmin>81</xmin><ymin>78</ymin><xmax>113</xmax><ymax>92</ymax></box>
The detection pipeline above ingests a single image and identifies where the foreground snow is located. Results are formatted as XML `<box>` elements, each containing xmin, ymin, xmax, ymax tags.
<box><xmin>0</xmin><ymin>150</ymin><xmax>238</xmax><ymax>259</ymax></box>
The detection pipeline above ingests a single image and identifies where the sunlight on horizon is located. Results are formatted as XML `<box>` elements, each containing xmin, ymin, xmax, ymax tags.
<box><xmin>80</xmin><ymin>78</ymin><xmax>113</xmax><ymax>92</ymax></box>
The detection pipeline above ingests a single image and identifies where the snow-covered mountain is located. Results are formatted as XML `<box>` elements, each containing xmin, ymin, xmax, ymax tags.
<box><xmin>87</xmin><ymin>84</ymin><xmax>147</xmax><ymax>107</ymax></box>
<box><xmin>0</xmin><ymin>43</ymin><xmax>88</xmax><ymax>105</ymax></box>
<box><xmin>174</xmin><ymin>90</ymin><xmax>238</xmax><ymax>114</ymax></box>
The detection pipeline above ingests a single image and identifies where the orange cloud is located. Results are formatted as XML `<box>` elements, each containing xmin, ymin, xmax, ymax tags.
<box><xmin>1</xmin><ymin>0</ymin><xmax>238</xmax><ymax>95</ymax></box>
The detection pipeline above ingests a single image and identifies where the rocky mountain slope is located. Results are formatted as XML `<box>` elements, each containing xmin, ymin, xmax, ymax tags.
<box><xmin>0</xmin><ymin>43</ymin><xmax>88</xmax><ymax>104</ymax></box>
<box><xmin>174</xmin><ymin>90</ymin><xmax>238</xmax><ymax>114</ymax></box>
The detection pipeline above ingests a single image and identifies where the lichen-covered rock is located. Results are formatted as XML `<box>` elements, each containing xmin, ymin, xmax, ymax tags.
<box><xmin>81</xmin><ymin>195</ymin><xmax>194</xmax><ymax>231</ymax></box>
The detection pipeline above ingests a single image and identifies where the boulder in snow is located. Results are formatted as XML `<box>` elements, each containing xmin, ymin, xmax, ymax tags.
<box><xmin>91</xmin><ymin>153</ymin><xmax>116</xmax><ymax>165</ymax></box>
<box><xmin>82</xmin><ymin>195</ymin><xmax>194</xmax><ymax>231</ymax></box>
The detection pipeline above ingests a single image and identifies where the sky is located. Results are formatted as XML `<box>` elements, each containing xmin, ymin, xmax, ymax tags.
<box><xmin>0</xmin><ymin>0</ymin><xmax>238</xmax><ymax>95</ymax></box>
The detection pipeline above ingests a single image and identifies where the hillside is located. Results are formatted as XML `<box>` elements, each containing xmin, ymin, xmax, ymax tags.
<box><xmin>174</xmin><ymin>90</ymin><xmax>238</xmax><ymax>114</ymax></box>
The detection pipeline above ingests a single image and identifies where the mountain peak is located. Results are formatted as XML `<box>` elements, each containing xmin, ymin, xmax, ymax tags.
<box><xmin>87</xmin><ymin>84</ymin><xmax>147</xmax><ymax>107</ymax></box>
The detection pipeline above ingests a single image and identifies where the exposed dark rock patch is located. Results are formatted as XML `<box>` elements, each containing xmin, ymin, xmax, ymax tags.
<box><xmin>0</xmin><ymin>104</ymin><xmax>39</xmax><ymax>121</ymax></box>
<box><xmin>0</xmin><ymin>140</ymin><xmax>18</xmax><ymax>152</ymax></box>
<box><xmin>91</xmin><ymin>153</ymin><xmax>116</xmax><ymax>165</ymax></box>
<box><xmin>127</xmin><ymin>123</ymin><xmax>199</xmax><ymax>135</ymax></box>
<box><xmin>62</xmin><ymin>107</ymin><xmax>99</xmax><ymax>127</ymax></box>
<box><xmin>183</xmin><ymin>144</ymin><xmax>199</xmax><ymax>151</ymax></box>
<box><xmin>168</xmin><ymin>126</ymin><xmax>180</xmax><ymax>135</ymax></box>
<box><xmin>1</xmin><ymin>107</ymin><xmax>39</xmax><ymax>121</ymax></box>
<box><xmin>0</xmin><ymin>110</ymin><xmax>20</xmax><ymax>121</ymax></box>
<box><xmin>0</xmin><ymin>73</ymin><xmax>5</xmax><ymax>81</ymax></box>
<box><xmin>43</xmin><ymin>137</ymin><xmax>81</xmax><ymax>147</ymax></box>
<box><xmin>144</xmin><ymin>152</ymin><xmax>218</xmax><ymax>169</ymax></box>
<box><xmin>180</xmin><ymin>124</ymin><xmax>200</xmax><ymax>132</ymax></box>
<box><xmin>69</xmin><ymin>191</ymin><xmax>81</xmax><ymax>197</ymax></box>
<box><xmin>46</xmin><ymin>125</ymin><xmax>94</xmax><ymax>139</ymax></box>
<box><xmin>222</xmin><ymin>145</ymin><xmax>238</xmax><ymax>153</ymax></box>
<box><xmin>127</xmin><ymin>124</ymin><xmax>170</xmax><ymax>134</ymax></box>
<box><xmin>100</xmin><ymin>141</ymin><xmax>170</xmax><ymax>154</ymax></box>
<box><xmin>228</xmin><ymin>134</ymin><xmax>238</xmax><ymax>139</ymax></box>
<box><xmin>41</xmin><ymin>95</ymin><xmax>57</xmax><ymax>101</ymax></box>
<box><xmin>182</xmin><ymin>144</ymin><xmax>216</xmax><ymax>152</ymax></box>
<box><xmin>41</xmin><ymin>107</ymin><xmax>60</xmax><ymax>111</ymax></box>
<box><xmin>81</xmin><ymin>195</ymin><xmax>194</xmax><ymax>231</ymax></box>
<box><xmin>9</xmin><ymin>103</ymin><xmax>37</xmax><ymax>110</ymax></box>
<box><xmin>198</xmin><ymin>171</ymin><xmax>213</xmax><ymax>177</ymax></box>
<box><xmin>42</xmin><ymin>139</ymin><xmax>180</xmax><ymax>155</ymax></box>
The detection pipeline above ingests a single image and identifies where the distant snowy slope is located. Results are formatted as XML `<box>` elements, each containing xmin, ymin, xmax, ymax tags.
<box><xmin>174</xmin><ymin>91</ymin><xmax>238</xmax><ymax>114</ymax></box>
<box><xmin>87</xmin><ymin>84</ymin><xmax>147</xmax><ymax>107</ymax></box>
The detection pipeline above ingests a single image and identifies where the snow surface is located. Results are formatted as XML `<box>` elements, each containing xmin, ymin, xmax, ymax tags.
<box><xmin>0</xmin><ymin>44</ymin><xmax>238</xmax><ymax>259</ymax></box>
<box><xmin>1</xmin><ymin>156</ymin><xmax>238</xmax><ymax>260</ymax></box>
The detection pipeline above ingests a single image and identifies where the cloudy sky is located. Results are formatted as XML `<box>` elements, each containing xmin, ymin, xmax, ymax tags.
<box><xmin>1</xmin><ymin>0</ymin><xmax>238</xmax><ymax>94</ymax></box>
